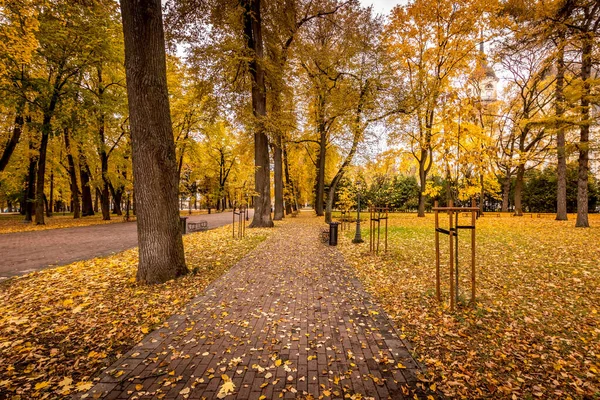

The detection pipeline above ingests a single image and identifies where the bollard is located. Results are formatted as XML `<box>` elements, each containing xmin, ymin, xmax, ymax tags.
<box><xmin>329</xmin><ymin>222</ymin><xmax>340</xmax><ymax>246</ymax></box>
<box><xmin>180</xmin><ymin>216</ymin><xmax>188</xmax><ymax>234</ymax></box>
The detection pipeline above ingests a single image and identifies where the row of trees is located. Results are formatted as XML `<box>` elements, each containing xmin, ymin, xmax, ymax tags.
<box><xmin>377</xmin><ymin>0</ymin><xmax>599</xmax><ymax>228</ymax></box>
<box><xmin>335</xmin><ymin>163</ymin><xmax>598</xmax><ymax>214</ymax></box>
<box><xmin>0</xmin><ymin>0</ymin><xmax>256</xmax><ymax>222</ymax></box>
<box><xmin>1</xmin><ymin>0</ymin><xmax>598</xmax><ymax>281</ymax></box>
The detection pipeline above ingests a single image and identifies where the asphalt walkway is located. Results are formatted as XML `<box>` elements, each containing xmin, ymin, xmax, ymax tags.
<box><xmin>0</xmin><ymin>211</ymin><xmax>252</xmax><ymax>280</ymax></box>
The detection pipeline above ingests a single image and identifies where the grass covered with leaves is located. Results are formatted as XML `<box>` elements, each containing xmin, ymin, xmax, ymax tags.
<box><xmin>0</xmin><ymin>223</ymin><xmax>274</xmax><ymax>398</ymax></box>
<box><xmin>338</xmin><ymin>213</ymin><xmax>600</xmax><ymax>399</ymax></box>
<box><xmin>0</xmin><ymin>213</ymin><xmax>123</xmax><ymax>234</ymax></box>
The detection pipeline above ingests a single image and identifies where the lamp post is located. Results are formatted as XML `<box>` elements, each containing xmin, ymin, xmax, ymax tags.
<box><xmin>352</xmin><ymin>186</ymin><xmax>364</xmax><ymax>244</ymax></box>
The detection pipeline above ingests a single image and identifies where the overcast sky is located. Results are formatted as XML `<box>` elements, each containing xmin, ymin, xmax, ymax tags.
<box><xmin>359</xmin><ymin>0</ymin><xmax>406</xmax><ymax>17</ymax></box>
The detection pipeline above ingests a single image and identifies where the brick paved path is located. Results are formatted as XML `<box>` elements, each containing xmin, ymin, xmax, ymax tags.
<box><xmin>81</xmin><ymin>218</ymin><xmax>422</xmax><ymax>399</ymax></box>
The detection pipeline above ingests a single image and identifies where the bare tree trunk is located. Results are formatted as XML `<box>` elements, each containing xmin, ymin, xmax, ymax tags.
<box><xmin>314</xmin><ymin>128</ymin><xmax>326</xmax><ymax>216</ymax></box>
<box><xmin>576</xmin><ymin>34</ymin><xmax>592</xmax><ymax>228</ymax></box>
<box><xmin>513</xmin><ymin>164</ymin><xmax>524</xmax><ymax>216</ymax></box>
<box><xmin>63</xmin><ymin>127</ymin><xmax>81</xmax><ymax>219</ymax></box>
<box><xmin>417</xmin><ymin>150</ymin><xmax>428</xmax><ymax>216</ymax></box>
<box><xmin>34</xmin><ymin>80</ymin><xmax>60</xmax><ymax>225</ymax></box>
<box><xmin>479</xmin><ymin>174</ymin><xmax>484</xmax><ymax>216</ymax></box>
<box><xmin>417</xmin><ymin>114</ymin><xmax>434</xmax><ymax>217</ymax></box>
<box><xmin>0</xmin><ymin>100</ymin><xmax>25</xmax><ymax>172</ymax></box>
<box><xmin>34</xmin><ymin>113</ymin><xmax>52</xmax><ymax>225</ymax></box>
<box><xmin>80</xmin><ymin>155</ymin><xmax>95</xmax><ymax>216</ymax></box>
<box><xmin>283</xmin><ymin>142</ymin><xmax>293</xmax><ymax>215</ymax></box>
<box><xmin>24</xmin><ymin>141</ymin><xmax>37</xmax><ymax>222</ymax></box>
<box><xmin>110</xmin><ymin>183</ymin><xmax>124</xmax><ymax>215</ymax></box>
<box><xmin>97</xmin><ymin>69</ymin><xmax>111</xmax><ymax>221</ymax></box>
<box><xmin>501</xmin><ymin>175</ymin><xmax>510</xmax><ymax>212</ymax></box>
<box><xmin>273</xmin><ymin>138</ymin><xmax>284</xmax><ymax>220</ymax></box>
<box><xmin>47</xmin><ymin>171</ymin><xmax>54</xmax><ymax>217</ymax></box>
<box><xmin>120</xmin><ymin>0</ymin><xmax>187</xmax><ymax>283</ymax></box>
<box><xmin>94</xmin><ymin>187</ymin><xmax>99</xmax><ymax>213</ymax></box>
<box><xmin>555</xmin><ymin>33</ymin><xmax>567</xmax><ymax>221</ymax></box>
<box><xmin>243</xmin><ymin>0</ymin><xmax>273</xmax><ymax>228</ymax></box>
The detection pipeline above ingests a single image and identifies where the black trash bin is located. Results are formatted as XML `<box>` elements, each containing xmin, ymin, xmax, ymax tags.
<box><xmin>180</xmin><ymin>216</ymin><xmax>188</xmax><ymax>234</ymax></box>
<box><xmin>329</xmin><ymin>222</ymin><xmax>340</xmax><ymax>246</ymax></box>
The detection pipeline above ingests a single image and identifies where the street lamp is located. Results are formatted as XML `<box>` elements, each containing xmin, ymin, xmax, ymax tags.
<box><xmin>352</xmin><ymin>182</ymin><xmax>364</xmax><ymax>244</ymax></box>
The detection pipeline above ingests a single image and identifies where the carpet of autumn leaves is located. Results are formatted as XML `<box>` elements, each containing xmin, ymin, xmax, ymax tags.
<box><xmin>0</xmin><ymin>224</ymin><xmax>274</xmax><ymax>398</ymax></box>
<box><xmin>0</xmin><ymin>214</ymin><xmax>123</xmax><ymax>234</ymax></box>
<box><xmin>338</xmin><ymin>213</ymin><xmax>600</xmax><ymax>399</ymax></box>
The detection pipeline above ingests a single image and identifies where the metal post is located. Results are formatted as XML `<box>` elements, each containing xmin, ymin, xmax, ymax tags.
<box><xmin>352</xmin><ymin>192</ymin><xmax>364</xmax><ymax>243</ymax></box>
<box><xmin>449</xmin><ymin>200</ymin><xmax>455</xmax><ymax>311</ymax></box>
<box><xmin>377</xmin><ymin>209</ymin><xmax>381</xmax><ymax>254</ymax></box>
<box><xmin>385</xmin><ymin>207</ymin><xmax>388</xmax><ymax>253</ymax></box>
<box><xmin>471</xmin><ymin>198</ymin><xmax>476</xmax><ymax>304</ymax></box>
<box><xmin>369</xmin><ymin>206</ymin><xmax>375</xmax><ymax>253</ymax></box>
<box><xmin>434</xmin><ymin>201</ymin><xmax>440</xmax><ymax>302</ymax></box>
<box><xmin>455</xmin><ymin>210</ymin><xmax>459</xmax><ymax>306</ymax></box>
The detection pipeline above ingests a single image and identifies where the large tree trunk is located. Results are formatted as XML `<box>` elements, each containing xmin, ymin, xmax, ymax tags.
<box><xmin>24</xmin><ymin>142</ymin><xmax>37</xmax><ymax>222</ymax></box>
<box><xmin>120</xmin><ymin>0</ymin><xmax>187</xmax><ymax>283</ymax></box>
<box><xmin>273</xmin><ymin>137</ymin><xmax>284</xmax><ymax>220</ymax></box>
<box><xmin>283</xmin><ymin>142</ymin><xmax>293</xmax><ymax>215</ymax></box>
<box><xmin>0</xmin><ymin>100</ymin><xmax>25</xmax><ymax>172</ymax></box>
<box><xmin>80</xmin><ymin>155</ymin><xmax>95</xmax><ymax>216</ymax></box>
<box><xmin>417</xmin><ymin>149</ymin><xmax>428</xmax><ymax>216</ymax></box>
<box><xmin>417</xmin><ymin>113</ymin><xmax>434</xmax><ymax>217</ymax></box>
<box><xmin>513</xmin><ymin>164</ymin><xmax>524</xmax><ymax>216</ymax></box>
<box><xmin>576</xmin><ymin>34</ymin><xmax>592</xmax><ymax>228</ymax></box>
<box><xmin>112</xmin><ymin>189</ymin><xmax>123</xmax><ymax>215</ymax></box>
<box><xmin>501</xmin><ymin>174</ymin><xmax>510</xmax><ymax>212</ymax></box>
<box><xmin>555</xmin><ymin>33</ymin><xmax>567</xmax><ymax>221</ymax></box>
<box><xmin>34</xmin><ymin>80</ymin><xmax>61</xmax><ymax>225</ymax></box>
<box><xmin>109</xmin><ymin>172</ymin><xmax>126</xmax><ymax>216</ymax></box>
<box><xmin>243</xmin><ymin>0</ymin><xmax>273</xmax><ymax>228</ymax></box>
<box><xmin>314</xmin><ymin>124</ymin><xmax>327</xmax><ymax>216</ymax></box>
<box><xmin>34</xmin><ymin>112</ymin><xmax>52</xmax><ymax>225</ymax></box>
<box><xmin>479</xmin><ymin>174</ymin><xmax>484</xmax><ymax>216</ymax></box>
<box><xmin>63</xmin><ymin>127</ymin><xmax>81</xmax><ymax>219</ymax></box>
<box><xmin>47</xmin><ymin>171</ymin><xmax>54</xmax><ymax>217</ymax></box>
<box><xmin>97</xmin><ymin>67</ymin><xmax>111</xmax><ymax>221</ymax></box>
<box><xmin>271</xmin><ymin>92</ymin><xmax>284</xmax><ymax>221</ymax></box>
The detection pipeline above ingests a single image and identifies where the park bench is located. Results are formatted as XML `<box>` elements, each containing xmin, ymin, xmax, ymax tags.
<box><xmin>188</xmin><ymin>220</ymin><xmax>208</xmax><ymax>232</ymax></box>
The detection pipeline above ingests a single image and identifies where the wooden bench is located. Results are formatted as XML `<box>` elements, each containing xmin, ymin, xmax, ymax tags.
<box><xmin>291</xmin><ymin>210</ymin><xmax>299</xmax><ymax>218</ymax></box>
<box><xmin>188</xmin><ymin>220</ymin><xmax>208</xmax><ymax>232</ymax></box>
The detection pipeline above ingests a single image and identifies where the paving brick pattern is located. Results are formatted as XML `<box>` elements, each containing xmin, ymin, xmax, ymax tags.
<box><xmin>80</xmin><ymin>218</ymin><xmax>422</xmax><ymax>399</ymax></box>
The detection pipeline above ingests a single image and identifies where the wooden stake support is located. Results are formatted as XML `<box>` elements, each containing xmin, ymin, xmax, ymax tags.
<box><xmin>369</xmin><ymin>206</ymin><xmax>388</xmax><ymax>254</ymax></box>
<box><xmin>433</xmin><ymin>199</ymin><xmax>478</xmax><ymax>311</ymax></box>
<box><xmin>339</xmin><ymin>210</ymin><xmax>349</xmax><ymax>232</ymax></box>
<box><xmin>232</xmin><ymin>205</ymin><xmax>246</xmax><ymax>239</ymax></box>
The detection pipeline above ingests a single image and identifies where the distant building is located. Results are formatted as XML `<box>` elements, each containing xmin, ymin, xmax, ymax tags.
<box><xmin>469</xmin><ymin>42</ymin><xmax>498</xmax><ymax>104</ymax></box>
